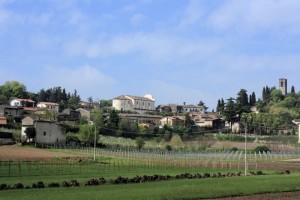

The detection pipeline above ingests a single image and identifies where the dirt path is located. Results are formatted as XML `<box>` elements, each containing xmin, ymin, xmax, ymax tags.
<box><xmin>203</xmin><ymin>191</ymin><xmax>300</xmax><ymax>200</ymax></box>
<box><xmin>0</xmin><ymin>145</ymin><xmax>76</xmax><ymax>160</ymax></box>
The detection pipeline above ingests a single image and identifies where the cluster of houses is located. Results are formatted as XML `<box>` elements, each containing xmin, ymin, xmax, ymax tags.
<box><xmin>0</xmin><ymin>94</ymin><xmax>222</xmax><ymax>145</ymax></box>
<box><xmin>112</xmin><ymin>94</ymin><xmax>221</xmax><ymax>128</ymax></box>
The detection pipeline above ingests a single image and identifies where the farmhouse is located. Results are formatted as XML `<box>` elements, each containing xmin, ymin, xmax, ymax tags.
<box><xmin>160</xmin><ymin>116</ymin><xmax>185</xmax><ymax>127</ymax></box>
<box><xmin>112</xmin><ymin>94</ymin><xmax>156</xmax><ymax>114</ymax></box>
<box><xmin>37</xmin><ymin>102</ymin><xmax>60</xmax><ymax>112</ymax></box>
<box><xmin>58</xmin><ymin>109</ymin><xmax>81</xmax><ymax>124</ymax></box>
<box><xmin>3</xmin><ymin>106</ymin><xmax>24</xmax><ymax>121</ymax></box>
<box><xmin>190</xmin><ymin>112</ymin><xmax>222</xmax><ymax>129</ymax></box>
<box><xmin>10</xmin><ymin>98</ymin><xmax>35</xmax><ymax>107</ymax></box>
<box><xmin>34</xmin><ymin>119</ymin><xmax>66</xmax><ymax>145</ymax></box>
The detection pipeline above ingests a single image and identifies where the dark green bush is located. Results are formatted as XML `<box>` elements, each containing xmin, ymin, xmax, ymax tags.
<box><xmin>216</xmin><ymin>134</ymin><xmax>255</xmax><ymax>142</ymax></box>
<box><xmin>254</xmin><ymin>145</ymin><xmax>270</xmax><ymax>153</ymax></box>
<box><xmin>230</xmin><ymin>147</ymin><xmax>238</xmax><ymax>152</ymax></box>
<box><xmin>165</xmin><ymin>144</ymin><xmax>172</xmax><ymax>151</ymax></box>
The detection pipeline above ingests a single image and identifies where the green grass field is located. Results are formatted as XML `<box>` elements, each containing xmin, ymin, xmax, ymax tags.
<box><xmin>1</xmin><ymin>174</ymin><xmax>300</xmax><ymax>200</ymax></box>
<box><xmin>1</xmin><ymin>145</ymin><xmax>300</xmax><ymax>199</ymax></box>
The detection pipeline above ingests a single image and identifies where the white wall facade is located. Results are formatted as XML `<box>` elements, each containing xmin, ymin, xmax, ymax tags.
<box><xmin>113</xmin><ymin>95</ymin><xmax>155</xmax><ymax>113</ymax></box>
<box><xmin>10</xmin><ymin>99</ymin><xmax>22</xmax><ymax>106</ymax></box>
<box><xmin>37</xmin><ymin>102</ymin><xmax>59</xmax><ymax>112</ymax></box>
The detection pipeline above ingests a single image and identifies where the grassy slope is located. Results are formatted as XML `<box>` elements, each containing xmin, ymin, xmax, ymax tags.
<box><xmin>1</xmin><ymin>174</ymin><xmax>300</xmax><ymax>200</ymax></box>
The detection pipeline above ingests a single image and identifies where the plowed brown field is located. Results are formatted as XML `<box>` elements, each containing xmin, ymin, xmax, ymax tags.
<box><xmin>0</xmin><ymin>145</ymin><xmax>76</xmax><ymax>160</ymax></box>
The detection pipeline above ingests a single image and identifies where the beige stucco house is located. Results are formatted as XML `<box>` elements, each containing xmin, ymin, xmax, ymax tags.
<box><xmin>37</xmin><ymin>102</ymin><xmax>60</xmax><ymax>112</ymax></box>
<box><xmin>160</xmin><ymin>116</ymin><xmax>185</xmax><ymax>127</ymax></box>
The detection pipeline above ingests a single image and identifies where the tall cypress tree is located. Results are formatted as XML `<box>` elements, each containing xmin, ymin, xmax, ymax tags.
<box><xmin>251</xmin><ymin>92</ymin><xmax>256</xmax><ymax>105</ymax></box>
<box><xmin>216</xmin><ymin>99</ymin><xmax>221</xmax><ymax>112</ymax></box>
<box><xmin>291</xmin><ymin>86</ymin><xmax>295</xmax><ymax>94</ymax></box>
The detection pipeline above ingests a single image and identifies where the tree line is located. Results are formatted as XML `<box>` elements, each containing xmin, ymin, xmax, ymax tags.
<box><xmin>216</xmin><ymin>84</ymin><xmax>299</xmax><ymax>134</ymax></box>
<box><xmin>0</xmin><ymin>81</ymin><xmax>81</xmax><ymax>110</ymax></box>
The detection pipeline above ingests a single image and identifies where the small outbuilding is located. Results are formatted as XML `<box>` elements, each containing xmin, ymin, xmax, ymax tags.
<box><xmin>34</xmin><ymin>120</ymin><xmax>66</xmax><ymax>145</ymax></box>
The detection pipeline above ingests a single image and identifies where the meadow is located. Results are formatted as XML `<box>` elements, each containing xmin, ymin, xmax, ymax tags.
<box><xmin>1</xmin><ymin>173</ymin><xmax>300</xmax><ymax>200</ymax></box>
<box><xmin>1</xmin><ymin>144</ymin><xmax>300</xmax><ymax>199</ymax></box>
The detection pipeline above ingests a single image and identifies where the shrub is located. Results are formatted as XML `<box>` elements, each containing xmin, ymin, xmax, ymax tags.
<box><xmin>230</xmin><ymin>147</ymin><xmax>238</xmax><ymax>152</ymax></box>
<box><xmin>255</xmin><ymin>145</ymin><xmax>270</xmax><ymax>153</ymax></box>
<box><xmin>135</xmin><ymin>137</ymin><xmax>145</xmax><ymax>150</ymax></box>
<box><xmin>170</xmin><ymin>134</ymin><xmax>184</xmax><ymax>148</ymax></box>
<box><xmin>14</xmin><ymin>183</ymin><xmax>24</xmax><ymax>189</ymax></box>
<box><xmin>165</xmin><ymin>144</ymin><xmax>172</xmax><ymax>151</ymax></box>
<box><xmin>48</xmin><ymin>183</ymin><xmax>60</xmax><ymax>188</ymax></box>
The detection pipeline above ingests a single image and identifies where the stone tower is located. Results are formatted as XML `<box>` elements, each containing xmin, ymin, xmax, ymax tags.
<box><xmin>279</xmin><ymin>78</ymin><xmax>287</xmax><ymax>96</ymax></box>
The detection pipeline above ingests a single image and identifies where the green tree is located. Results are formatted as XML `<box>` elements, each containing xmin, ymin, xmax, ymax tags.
<box><xmin>99</xmin><ymin>100</ymin><xmax>112</xmax><ymax>109</ymax></box>
<box><xmin>25</xmin><ymin>126</ymin><xmax>36</xmax><ymax>142</ymax></box>
<box><xmin>184</xmin><ymin>113</ymin><xmax>194</xmax><ymax>127</ymax></box>
<box><xmin>223</xmin><ymin>97</ymin><xmax>237</xmax><ymax>128</ymax></box>
<box><xmin>135</xmin><ymin>137</ymin><xmax>145</xmax><ymax>150</ymax></box>
<box><xmin>91</xmin><ymin>108</ymin><xmax>104</xmax><ymax>128</ymax></box>
<box><xmin>107</xmin><ymin>109</ymin><xmax>119</xmax><ymax>128</ymax></box>
<box><xmin>79</xmin><ymin>124</ymin><xmax>98</xmax><ymax>145</ymax></box>
<box><xmin>170</xmin><ymin>134</ymin><xmax>184</xmax><ymax>148</ymax></box>
<box><xmin>87</xmin><ymin>96</ymin><xmax>93</xmax><ymax>108</ymax></box>
<box><xmin>66</xmin><ymin>132</ymin><xmax>79</xmax><ymax>142</ymax></box>
<box><xmin>291</xmin><ymin>86</ymin><xmax>295</xmax><ymax>94</ymax></box>
<box><xmin>216</xmin><ymin>99</ymin><xmax>221</xmax><ymax>112</ymax></box>
<box><xmin>236</xmin><ymin>89</ymin><xmax>250</xmax><ymax>114</ymax></box>
<box><xmin>270</xmin><ymin>89</ymin><xmax>284</xmax><ymax>103</ymax></box>
<box><xmin>0</xmin><ymin>81</ymin><xmax>27</xmax><ymax>101</ymax></box>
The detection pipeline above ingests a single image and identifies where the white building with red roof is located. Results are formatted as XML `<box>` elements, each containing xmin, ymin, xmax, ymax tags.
<box><xmin>37</xmin><ymin>102</ymin><xmax>60</xmax><ymax>112</ymax></box>
<box><xmin>10</xmin><ymin>98</ymin><xmax>35</xmax><ymax>107</ymax></box>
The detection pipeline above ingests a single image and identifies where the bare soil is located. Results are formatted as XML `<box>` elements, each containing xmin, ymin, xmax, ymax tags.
<box><xmin>204</xmin><ymin>191</ymin><xmax>300</xmax><ymax>200</ymax></box>
<box><xmin>0</xmin><ymin>145</ymin><xmax>76</xmax><ymax>160</ymax></box>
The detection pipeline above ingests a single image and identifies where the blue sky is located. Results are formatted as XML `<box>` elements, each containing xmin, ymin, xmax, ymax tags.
<box><xmin>1</xmin><ymin>0</ymin><xmax>300</xmax><ymax>111</ymax></box>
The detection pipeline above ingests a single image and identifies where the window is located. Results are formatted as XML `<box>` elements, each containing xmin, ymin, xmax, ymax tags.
<box><xmin>43</xmin><ymin>131</ymin><xmax>46</xmax><ymax>136</ymax></box>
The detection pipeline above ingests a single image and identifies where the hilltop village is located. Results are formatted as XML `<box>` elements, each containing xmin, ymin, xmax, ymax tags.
<box><xmin>0</xmin><ymin>78</ymin><xmax>299</xmax><ymax>146</ymax></box>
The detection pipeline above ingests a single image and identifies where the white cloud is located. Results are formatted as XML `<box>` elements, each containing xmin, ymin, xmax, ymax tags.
<box><xmin>63</xmin><ymin>32</ymin><xmax>223</xmax><ymax>65</ymax></box>
<box><xmin>179</xmin><ymin>0</ymin><xmax>206</xmax><ymax>27</ymax></box>
<box><xmin>40</xmin><ymin>65</ymin><xmax>115</xmax><ymax>100</ymax></box>
<box><xmin>207</xmin><ymin>0</ymin><xmax>300</xmax><ymax>35</ymax></box>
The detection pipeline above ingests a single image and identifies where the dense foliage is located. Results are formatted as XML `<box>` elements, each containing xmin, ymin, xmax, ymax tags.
<box><xmin>217</xmin><ymin>85</ymin><xmax>300</xmax><ymax>132</ymax></box>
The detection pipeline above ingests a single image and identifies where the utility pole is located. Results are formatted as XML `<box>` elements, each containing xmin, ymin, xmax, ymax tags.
<box><xmin>245</xmin><ymin>124</ymin><xmax>247</xmax><ymax>176</ymax></box>
<box><xmin>94</xmin><ymin>125</ymin><xmax>96</xmax><ymax>161</ymax></box>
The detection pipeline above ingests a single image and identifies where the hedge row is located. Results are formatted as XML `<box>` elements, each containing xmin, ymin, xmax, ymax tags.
<box><xmin>0</xmin><ymin>170</ymin><xmax>286</xmax><ymax>190</ymax></box>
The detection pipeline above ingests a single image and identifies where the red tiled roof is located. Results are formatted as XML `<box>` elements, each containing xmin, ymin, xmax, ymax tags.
<box><xmin>16</xmin><ymin>98</ymin><xmax>35</xmax><ymax>103</ymax></box>
<box><xmin>39</xmin><ymin>102</ymin><xmax>59</xmax><ymax>106</ymax></box>
<box><xmin>23</xmin><ymin>107</ymin><xmax>38</xmax><ymax>111</ymax></box>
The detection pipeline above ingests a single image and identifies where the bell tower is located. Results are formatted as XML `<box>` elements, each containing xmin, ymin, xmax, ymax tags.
<box><xmin>279</xmin><ymin>78</ymin><xmax>287</xmax><ymax>96</ymax></box>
